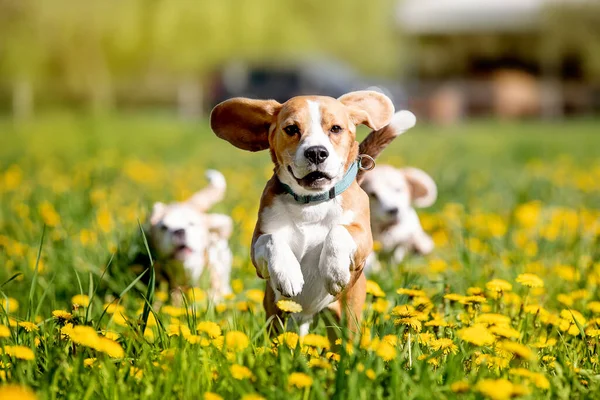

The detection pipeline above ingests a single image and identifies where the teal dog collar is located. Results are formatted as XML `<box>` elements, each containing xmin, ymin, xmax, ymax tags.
<box><xmin>280</xmin><ymin>159</ymin><xmax>363</xmax><ymax>204</ymax></box>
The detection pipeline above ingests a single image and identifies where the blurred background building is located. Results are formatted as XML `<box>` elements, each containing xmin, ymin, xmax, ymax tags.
<box><xmin>0</xmin><ymin>0</ymin><xmax>599</xmax><ymax>123</ymax></box>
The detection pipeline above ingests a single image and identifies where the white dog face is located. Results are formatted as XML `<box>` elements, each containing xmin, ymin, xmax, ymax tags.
<box><xmin>150</xmin><ymin>203</ymin><xmax>207</xmax><ymax>264</ymax></box>
<box><xmin>148</xmin><ymin>170</ymin><xmax>233</xmax><ymax>285</ymax></box>
<box><xmin>361</xmin><ymin>165</ymin><xmax>437</xmax><ymax>227</ymax></box>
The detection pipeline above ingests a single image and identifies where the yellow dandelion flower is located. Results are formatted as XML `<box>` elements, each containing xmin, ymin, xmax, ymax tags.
<box><xmin>458</xmin><ymin>324</ymin><xmax>495</xmax><ymax>346</ymax></box>
<box><xmin>129</xmin><ymin>366</ymin><xmax>143</xmax><ymax>380</ymax></box>
<box><xmin>276</xmin><ymin>300</ymin><xmax>303</xmax><ymax>313</ymax></box>
<box><xmin>0</xmin><ymin>325</ymin><xmax>10</xmax><ymax>338</ymax></box>
<box><xmin>559</xmin><ymin>309</ymin><xmax>586</xmax><ymax>326</ymax></box>
<box><xmin>365</xmin><ymin>369</ymin><xmax>376</xmax><ymax>380</ymax></box>
<box><xmin>215</xmin><ymin>303</ymin><xmax>228</xmax><ymax>313</ymax></box>
<box><xmin>476</xmin><ymin>379</ymin><xmax>525</xmax><ymax>400</ymax></box>
<box><xmin>587</xmin><ymin>301</ymin><xmax>600</xmax><ymax>314</ymax></box>
<box><xmin>204</xmin><ymin>392</ymin><xmax>223</xmax><ymax>400</ymax></box>
<box><xmin>531</xmin><ymin>336</ymin><xmax>556</xmax><ymax>348</ymax></box>
<box><xmin>467</xmin><ymin>287</ymin><xmax>485</xmax><ymax>296</ymax></box>
<box><xmin>475</xmin><ymin>313</ymin><xmax>511</xmax><ymax>327</ymax></box>
<box><xmin>444</xmin><ymin>293</ymin><xmax>465</xmax><ymax>302</ymax></box>
<box><xmin>394</xmin><ymin>317</ymin><xmax>422</xmax><ymax>332</ymax></box>
<box><xmin>17</xmin><ymin>322</ymin><xmax>38</xmax><ymax>332</ymax></box>
<box><xmin>196</xmin><ymin>321</ymin><xmax>222</xmax><ymax>338</ymax></box>
<box><xmin>509</xmin><ymin>368</ymin><xmax>550</xmax><ymax>389</ymax></box>
<box><xmin>516</xmin><ymin>273</ymin><xmax>544</xmax><ymax>288</ymax></box>
<box><xmin>1</xmin><ymin>298</ymin><xmax>18</xmax><ymax>314</ymax></box>
<box><xmin>425</xmin><ymin>318</ymin><xmax>448</xmax><ymax>327</ymax></box>
<box><xmin>83</xmin><ymin>358</ymin><xmax>96</xmax><ymax>367</ymax></box>
<box><xmin>486</xmin><ymin>279</ymin><xmax>512</xmax><ymax>293</ymax></box>
<box><xmin>167</xmin><ymin>323</ymin><xmax>191</xmax><ymax>337</ymax></box>
<box><xmin>0</xmin><ymin>384</ymin><xmax>37</xmax><ymax>400</ymax></box>
<box><xmin>451</xmin><ymin>381</ymin><xmax>470</xmax><ymax>393</ymax></box>
<box><xmin>102</xmin><ymin>303</ymin><xmax>125</xmax><ymax>315</ymax></box>
<box><xmin>241</xmin><ymin>394</ymin><xmax>264</xmax><ymax>400</ymax></box>
<box><xmin>68</xmin><ymin>325</ymin><xmax>99</xmax><ymax>347</ymax></box>
<box><xmin>288</xmin><ymin>372</ymin><xmax>313</xmax><ymax>389</ymax></box>
<box><xmin>302</xmin><ymin>334</ymin><xmax>330</xmax><ymax>350</ymax></box>
<box><xmin>326</xmin><ymin>352</ymin><xmax>341</xmax><ymax>362</ymax></box>
<box><xmin>1</xmin><ymin>345</ymin><xmax>34</xmax><ymax>360</ymax></box>
<box><xmin>307</xmin><ymin>358</ymin><xmax>331</xmax><ymax>369</ymax></box>
<box><xmin>230</xmin><ymin>364</ymin><xmax>253</xmax><ymax>380</ymax></box>
<box><xmin>39</xmin><ymin>201</ymin><xmax>60</xmax><ymax>227</ymax></box>
<box><xmin>371</xmin><ymin>298</ymin><xmax>390</xmax><ymax>314</ymax></box>
<box><xmin>274</xmin><ymin>332</ymin><xmax>299</xmax><ymax>349</ymax></box>
<box><xmin>97</xmin><ymin>337</ymin><xmax>124</xmax><ymax>358</ymax></box>
<box><xmin>497</xmin><ymin>341</ymin><xmax>535</xmax><ymax>360</ymax></box>
<box><xmin>187</xmin><ymin>287</ymin><xmax>207</xmax><ymax>302</ymax></box>
<box><xmin>71</xmin><ymin>294</ymin><xmax>90</xmax><ymax>307</ymax></box>
<box><xmin>161</xmin><ymin>305</ymin><xmax>187</xmax><ymax>318</ymax></box>
<box><xmin>225</xmin><ymin>331</ymin><xmax>249</xmax><ymax>351</ymax></box>
<box><xmin>460</xmin><ymin>295</ymin><xmax>487</xmax><ymax>305</ymax></box>
<box><xmin>245</xmin><ymin>289</ymin><xmax>265</xmax><ymax>303</ymax></box>
<box><xmin>375</xmin><ymin>341</ymin><xmax>397</xmax><ymax>361</ymax></box>
<box><xmin>489</xmin><ymin>325</ymin><xmax>520</xmax><ymax>339</ymax></box>
<box><xmin>585</xmin><ymin>328</ymin><xmax>600</xmax><ymax>337</ymax></box>
<box><xmin>397</xmin><ymin>288</ymin><xmax>426</xmax><ymax>297</ymax></box>
<box><xmin>366</xmin><ymin>280</ymin><xmax>385</xmax><ymax>297</ymax></box>
<box><xmin>429</xmin><ymin>338</ymin><xmax>458</xmax><ymax>355</ymax></box>
<box><xmin>52</xmin><ymin>310</ymin><xmax>72</xmax><ymax>320</ymax></box>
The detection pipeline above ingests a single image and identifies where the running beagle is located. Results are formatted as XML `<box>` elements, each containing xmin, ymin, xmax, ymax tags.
<box><xmin>210</xmin><ymin>91</ymin><xmax>415</xmax><ymax>335</ymax></box>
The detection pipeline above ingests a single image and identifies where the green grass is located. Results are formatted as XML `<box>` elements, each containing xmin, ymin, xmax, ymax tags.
<box><xmin>0</xmin><ymin>113</ymin><xmax>599</xmax><ymax>399</ymax></box>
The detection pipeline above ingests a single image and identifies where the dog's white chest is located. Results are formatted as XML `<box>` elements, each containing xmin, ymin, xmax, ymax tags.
<box><xmin>261</xmin><ymin>196</ymin><xmax>351</xmax><ymax>316</ymax></box>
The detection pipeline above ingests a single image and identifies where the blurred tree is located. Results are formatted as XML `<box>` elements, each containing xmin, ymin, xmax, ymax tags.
<box><xmin>0</xmin><ymin>0</ymin><xmax>402</xmax><ymax>116</ymax></box>
<box><xmin>541</xmin><ymin>2</ymin><xmax>600</xmax><ymax>83</ymax></box>
<box><xmin>0</xmin><ymin>0</ymin><xmax>48</xmax><ymax>119</ymax></box>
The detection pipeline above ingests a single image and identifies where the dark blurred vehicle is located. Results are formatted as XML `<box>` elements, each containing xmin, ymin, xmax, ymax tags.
<box><xmin>208</xmin><ymin>58</ymin><xmax>407</xmax><ymax>109</ymax></box>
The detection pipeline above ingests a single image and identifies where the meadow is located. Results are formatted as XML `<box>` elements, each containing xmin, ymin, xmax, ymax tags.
<box><xmin>0</xmin><ymin>113</ymin><xmax>599</xmax><ymax>399</ymax></box>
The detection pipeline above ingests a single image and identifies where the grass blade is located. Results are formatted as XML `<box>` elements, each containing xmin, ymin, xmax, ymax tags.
<box><xmin>27</xmin><ymin>225</ymin><xmax>46</xmax><ymax>321</ymax></box>
<box><xmin>138</xmin><ymin>220</ymin><xmax>155</xmax><ymax>333</ymax></box>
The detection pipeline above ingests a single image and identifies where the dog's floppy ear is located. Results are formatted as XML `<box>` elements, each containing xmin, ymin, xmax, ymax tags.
<box><xmin>205</xmin><ymin>214</ymin><xmax>233</xmax><ymax>239</ymax></box>
<box><xmin>401</xmin><ymin>168</ymin><xmax>437</xmax><ymax>208</ymax></box>
<box><xmin>210</xmin><ymin>98</ymin><xmax>282</xmax><ymax>152</ymax></box>
<box><xmin>338</xmin><ymin>90</ymin><xmax>395</xmax><ymax>130</ymax></box>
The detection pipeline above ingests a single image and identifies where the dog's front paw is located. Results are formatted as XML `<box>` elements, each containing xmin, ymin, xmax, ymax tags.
<box><xmin>324</xmin><ymin>266</ymin><xmax>351</xmax><ymax>296</ymax></box>
<box><xmin>270</xmin><ymin>266</ymin><xmax>304</xmax><ymax>298</ymax></box>
<box><xmin>321</xmin><ymin>226</ymin><xmax>356</xmax><ymax>296</ymax></box>
<box><xmin>255</xmin><ymin>234</ymin><xmax>304</xmax><ymax>298</ymax></box>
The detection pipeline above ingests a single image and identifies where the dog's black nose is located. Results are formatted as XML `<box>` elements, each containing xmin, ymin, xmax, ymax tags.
<box><xmin>304</xmin><ymin>146</ymin><xmax>329</xmax><ymax>164</ymax></box>
<box><xmin>173</xmin><ymin>228</ymin><xmax>185</xmax><ymax>238</ymax></box>
<box><xmin>387</xmin><ymin>207</ymin><xmax>399</xmax><ymax>216</ymax></box>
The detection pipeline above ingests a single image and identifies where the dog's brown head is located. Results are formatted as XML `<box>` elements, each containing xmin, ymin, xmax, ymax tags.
<box><xmin>210</xmin><ymin>91</ymin><xmax>394</xmax><ymax>196</ymax></box>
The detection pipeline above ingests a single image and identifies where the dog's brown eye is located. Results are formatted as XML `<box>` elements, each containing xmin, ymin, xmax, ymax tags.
<box><xmin>284</xmin><ymin>124</ymin><xmax>300</xmax><ymax>136</ymax></box>
<box><xmin>330</xmin><ymin>125</ymin><xmax>342</xmax><ymax>134</ymax></box>
<box><xmin>160</xmin><ymin>224</ymin><xmax>167</xmax><ymax>231</ymax></box>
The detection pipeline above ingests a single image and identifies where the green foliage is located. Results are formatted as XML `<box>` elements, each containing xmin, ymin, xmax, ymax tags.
<box><xmin>0</xmin><ymin>115</ymin><xmax>599</xmax><ymax>398</ymax></box>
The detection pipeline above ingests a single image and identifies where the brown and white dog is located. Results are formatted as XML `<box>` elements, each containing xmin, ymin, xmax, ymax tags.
<box><xmin>361</xmin><ymin>165</ymin><xmax>437</xmax><ymax>268</ymax></box>
<box><xmin>149</xmin><ymin>170</ymin><xmax>233</xmax><ymax>300</ymax></box>
<box><xmin>210</xmin><ymin>91</ymin><xmax>415</xmax><ymax>336</ymax></box>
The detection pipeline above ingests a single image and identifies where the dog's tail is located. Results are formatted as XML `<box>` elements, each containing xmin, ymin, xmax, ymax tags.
<box><xmin>357</xmin><ymin>110</ymin><xmax>417</xmax><ymax>183</ymax></box>
<box><xmin>187</xmin><ymin>170</ymin><xmax>227</xmax><ymax>212</ymax></box>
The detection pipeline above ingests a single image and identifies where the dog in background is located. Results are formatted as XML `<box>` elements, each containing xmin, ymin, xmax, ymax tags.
<box><xmin>210</xmin><ymin>91</ymin><xmax>416</xmax><ymax>336</ymax></box>
<box><xmin>148</xmin><ymin>170</ymin><xmax>233</xmax><ymax>300</ymax></box>
<box><xmin>361</xmin><ymin>164</ymin><xmax>437</xmax><ymax>267</ymax></box>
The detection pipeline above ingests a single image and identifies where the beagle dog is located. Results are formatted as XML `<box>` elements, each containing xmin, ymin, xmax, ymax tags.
<box><xmin>149</xmin><ymin>170</ymin><xmax>233</xmax><ymax>300</ymax></box>
<box><xmin>210</xmin><ymin>91</ymin><xmax>416</xmax><ymax>336</ymax></box>
<box><xmin>361</xmin><ymin>165</ymin><xmax>437</xmax><ymax>268</ymax></box>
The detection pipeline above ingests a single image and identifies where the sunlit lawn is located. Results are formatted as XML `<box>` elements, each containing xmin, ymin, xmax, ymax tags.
<box><xmin>0</xmin><ymin>113</ymin><xmax>599</xmax><ymax>399</ymax></box>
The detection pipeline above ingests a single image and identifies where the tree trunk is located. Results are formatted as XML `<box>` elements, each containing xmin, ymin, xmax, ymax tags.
<box><xmin>12</xmin><ymin>78</ymin><xmax>33</xmax><ymax>121</ymax></box>
<box><xmin>177</xmin><ymin>76</ymin><xmax>203</xmax><ymax>120</ymax></box>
